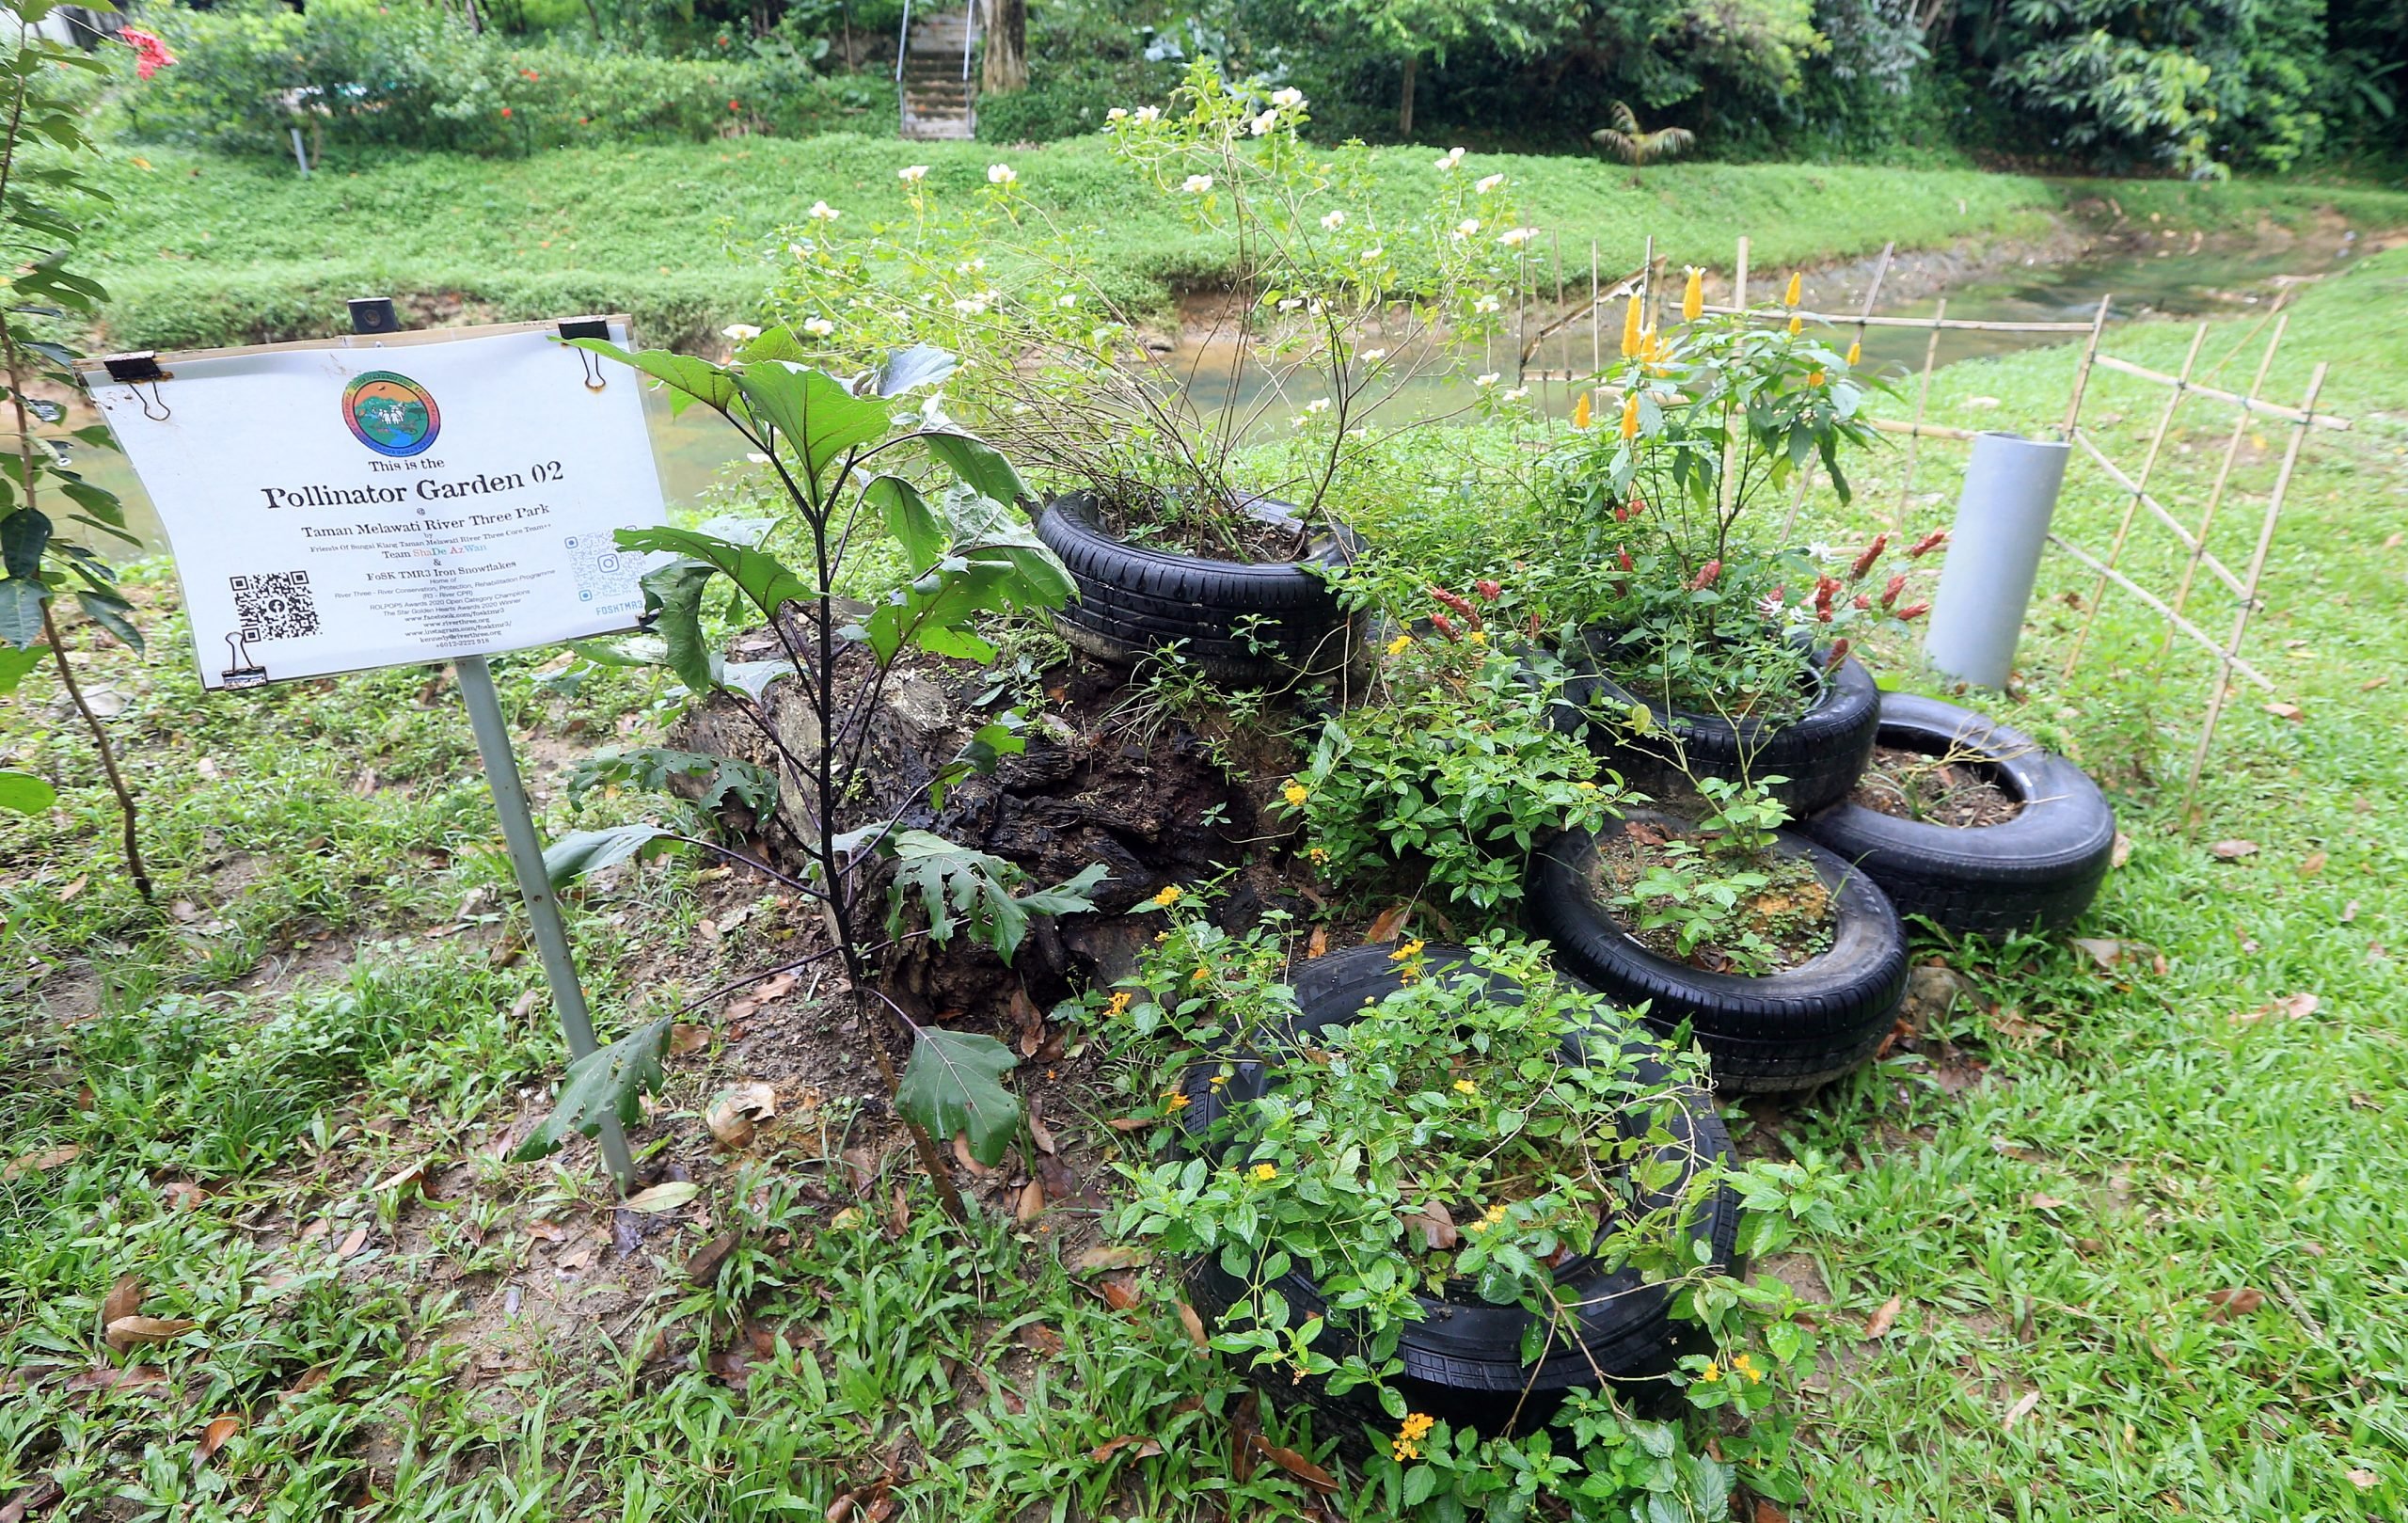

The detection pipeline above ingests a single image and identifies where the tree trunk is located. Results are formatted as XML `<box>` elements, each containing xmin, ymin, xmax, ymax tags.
<box><xmin>982</xmin><ymin>0</ymin><xmax>1027</xmax><ymax>95</ymax></box>
<box><xmin>580</xmin><ymin>0</ymin><xmax>602</xmax><ymax>40</ymax></box>
<box><xmin>1398</xmin><ymin>54</ymin><xmax>1417</xmax><ymax>135</ymax></box>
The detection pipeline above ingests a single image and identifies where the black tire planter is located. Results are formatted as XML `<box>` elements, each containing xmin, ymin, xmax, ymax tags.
<box><xmin>1178</xmin><ymin>944</ymin><xmax>1740</xmax><ymax>1436</ymax></box>
<box><xmin>1527</xmin><ymin>811</ymin><xmax>1909</xmax><ymax>1093</ymax></box>
<box><xmin>1034</xmin><ymin>490</ymin><xmax>1361</xmax><ymax>686</ymax></box>
<box><xmin>1798</xmin><ymin>692</ymin><xmax>2116</xmax><ymax>940</ymax></box>
<box><xmin>1559</xmin><ymin>627</ymin><xmax>1881</xmax><ymax>819</ymax></box>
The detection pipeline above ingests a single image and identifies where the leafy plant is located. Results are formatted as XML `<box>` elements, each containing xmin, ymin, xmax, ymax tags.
<box><xmin>1287</xmin><ymin>591</ymin><xmax>1621</xmax><ymax>911</ymax></box>
<box><xmin>1600</xmin><ymin>779</ymin><xmax>1836</xmax><ymax>976</ymax></box>
<box><xmin>0</xmin><ymin>3</ymin><xmax>150</xmax><ymax>891</ymax></box>
<box><xmin>531</xmin><ymin>330</ymin><xmax>1103</xmax><ymax>1205</ymax></box>
<box><xmin>1590</xmin><ymin>99</ymin><xmax>1697</xmax><ymax>165</ymax></box>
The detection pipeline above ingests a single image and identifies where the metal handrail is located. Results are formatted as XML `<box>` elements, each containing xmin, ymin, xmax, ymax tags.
<box><xmin>961</xmin><ymin>1</ymin><xmax>975</xmax><ymax>81</ymax></box>
<box><xmin>894</xmin><ymin>0</ymin><xmax>911</xmax><ymax>83</ymax></box>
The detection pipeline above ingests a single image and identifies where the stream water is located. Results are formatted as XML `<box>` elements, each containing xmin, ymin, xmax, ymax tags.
<box><xmin>71</xmin><ymin>231</ymin><xmax>2368</xmax><ymax>560</ymax></box>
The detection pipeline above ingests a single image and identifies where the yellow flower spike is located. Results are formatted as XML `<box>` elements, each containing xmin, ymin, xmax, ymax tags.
<box><xmin>1783</xmin><ymin>272</ymin><xmax>1801</xmax><ymax>307</ymax></box>
<box><xmin>1787</xmin><ymin>314</ymin><xmax>1802</xmax><ymax>337</ymax></box>
<box><xmin>1386</xmin><ymin>632</ymin><xmax>1413</xmax><ymax>657</ymax></box>
<box><xmin>1283</xmin><ymin>781</ymin><xmax>1310</xmax><ymax>807</ymax></box>
<box><xmin>1619</xmin><ymin>293</ymin><xmax>1642</xmax><ymax>358</ymax></box>
<box><xmin>1682</xmin><ymin>265</ymin><xmax>1703</xmax><ymax>322</ymax></box>
<box><xmin>1249</xmin><ymin>1163</ymin><xmax>1278</xmax><ymax>1183</ymax></box>
<box><xmin>1619</xmin><ymin>391</ymin><xmax>1640</xmax><ymax>439</ymax></box>
<box><xmin>1152</xmin><ymin>885</ymin><xmax>1183</xmax><ymax>908</ymax></box>
<box><xmin>1572</xmin><ymin>390</ymin><xmax>1592</xmax><ymax>430</ymax></box>
<box><xmin>1846</xmin><ymin>339</ymin><xmax>1861</xmax><ymax>367</ymax></box>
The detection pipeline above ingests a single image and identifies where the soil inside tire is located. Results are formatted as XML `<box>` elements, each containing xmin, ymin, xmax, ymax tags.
<box><xmin>1096</xmin><ymin>487</ymin><xmax>1316</xmax><ymax>564</ymax></box>
<box><xmin>1584</xmin><ymin>820</ymin><xmax>1838</xmax><ymax>976</ymax></box>
<box><xmin>1849</xmin><ymin>742</ymin><xmax>2025</xmax><ymax>828</ymax></box>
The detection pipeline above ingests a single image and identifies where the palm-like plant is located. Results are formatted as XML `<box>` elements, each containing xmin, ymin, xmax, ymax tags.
<box><xmin>1591</xmin><ymin>101</ymin><xmax>1696</xmax><ymax>166</ymax></box>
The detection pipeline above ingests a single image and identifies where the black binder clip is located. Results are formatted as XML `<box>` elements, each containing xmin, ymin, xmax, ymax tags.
<box><xmin>102</xmin><ymin>351</ymin><xmax>170</xmax><ymax>421</ymax></box>
<box><xmin>558</xmin><ymin>316</ymin><xmax>611</xmax><ymax>390</ymax></box>
<box><xmin>220</xmin><ymin>632</ymin><xmax>268</xmax><ymax>690</ymax></box>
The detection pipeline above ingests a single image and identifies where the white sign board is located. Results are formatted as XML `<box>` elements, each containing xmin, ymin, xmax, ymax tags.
<box><xmin>81</xmin><ymin>320</ymin><xmax>669</xmax><ymax>690</ymax></box>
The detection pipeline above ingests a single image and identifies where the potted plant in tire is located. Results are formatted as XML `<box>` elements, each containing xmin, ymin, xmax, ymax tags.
<box><xmin>764</xmin><ymin>62</ymin><xmax>1524</xmax><ymax>685</ymax></box>
<box><xmin>1088</xmin><ymin>905</ymin><xmax>1815</xmax><ymax>1511</ymax></box>
<box><xmin>1526</xmin><ymin>776</ymin><xmax>1910</xmax><ymax>1092</ymax></box>
<box><xmin>1800</xmin><ymin>690</ymin><xmax>2117</xmax><ymax>939</ymax></box>
<box><xmin>1542</xmin><ymin>278</ymin><xmax>1944</xmax><ymax>817</ymax></box>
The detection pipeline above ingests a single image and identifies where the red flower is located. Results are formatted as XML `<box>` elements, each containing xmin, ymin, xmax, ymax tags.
<box><xmin>1879</xmin><ymin>574</ymin><xmax>1907</xmax><ymax>610</ymax></box>
<box><xmin>1908</xmin><ymin>530</ymin><xmax>1949</xmax><ymax>559</ymax></box>
<box><xmin>1688</xmin><ymin>560</ymin><xmax>1721</xmax><ymax>592</ymax></box>
<box><xmin>499</xmin><ymin>106</ymin><xmax>513</xmax><ymax>118</ymax></box>
<box><xmin>120</xmin><ymin>25</ymin><xmax>177</xmax><ymax>81</ymax></box>
<box><xmin>1824</xmin><ymin>638</ymin><xmax>1851</xmax><ymax>668</ymax></box>
<box><xmin>1472</xmin><ymin>579</ymin><xmax>1502</xmax><ymax>602</ymax></box>
<box><xmin>1852</xmin><ymin>594</ymin><xmax>1871</xmax><ymax>611</ymax></box>
<box><xmin>1848</xmin><ymin>533</ymin><xmax>1889</xmax><ymax>581</ymax></box>
<box><xmin>1896</xmin><ymin>602</ymin><xmax>1930</xmax><ymax>621</ymax></box>
<box><xmin>1813</xmin><ymin>575</ymin><xmax>1839</xmax><ymax>611</ymax></box>
<box><xmin>729</xmin><ymin>100</ymin><xmax>742</xmax><ymax>112</ymax></box>
<box><xmin>1616</xmin><ymin>546</ymin><xmax>1633</xmax><ymax>573</ymax></box>
<box><xmin>1432</xmin><ymin>611</ymin><xmax>1459</xmax><ymax>640</ymax></box>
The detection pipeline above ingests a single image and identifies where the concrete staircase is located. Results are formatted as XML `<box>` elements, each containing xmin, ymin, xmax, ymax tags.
<box><xmin>899</xmin><ymin>8</ymin><xmax>975</xmax><ymax>141</ymax></box>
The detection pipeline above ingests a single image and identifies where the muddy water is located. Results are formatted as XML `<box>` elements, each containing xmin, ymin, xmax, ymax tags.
<box><xmin>70</xmin><ymin>230</ymin><xmax>2374</xmax><ymax>560</ymax></box>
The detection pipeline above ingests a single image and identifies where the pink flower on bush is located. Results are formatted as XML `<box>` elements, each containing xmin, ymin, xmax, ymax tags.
<box><xmin>120</xmin><ymin>26</ymin><xmax>176</xmax><ymax>82</ymax></box>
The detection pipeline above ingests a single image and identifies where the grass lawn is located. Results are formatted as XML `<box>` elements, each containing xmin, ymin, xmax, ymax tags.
<box><xmin>7</xmin><ymin>220</ymin><xmax>2408</xmax><ymax>1515</ymax></box>
<box><xmin>86</xmin><ymin>134</ymin><xmax>2408</xmax><ymax>356</ymax></box>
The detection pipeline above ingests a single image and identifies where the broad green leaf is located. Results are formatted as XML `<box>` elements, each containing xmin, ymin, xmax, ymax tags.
<box><xmin>635</xmin><ymin>559</ymin><xmax>717</xmax><ymax>693</ymax></box>
<box><xmin>857</xmin><ymin>550</ymin><xmax>1069</xmax><ymax>665</ymax></box>
<box><xmin>568</xmin><ymin>339</ymin><xmax>742</xmax><ymax>421</ymax></box>
<box><xmin>1</xmin><ymin>508</ymin><xmax>49</xmax><ymax>579</ymax></box>
<box><xmin>896</xmin><ymin>1025</ymin><xmax>1022</xmax><ymax>1167</ymax></box>
<box><xmin>721</xmin><ymin>660</ymin><xmax>795</xmax><ymax>701</ymax></box>
<box><xmin>735</xmin><ymin>363</ymin><xmax>892</xmax><ymax>482</ymax></box>
<box><xmin>0</xmin><ymin>579</ymin><xmax>45</xmax><ymax>649</ymax></box>
<box><xmin>566</xmin><ymin>634</ymin><xmax>670</xmax><ymax>668</ymax></box>
<box><xmin>511</xmin><ymin>1015</ymin><xmax>673</xmax><ymax>1164</ymax></box>
<box><xmin>921</xmin><ymin>431</ymin><xmax>1030</xmax><ymax>506</ymax></box>
<box><xmin>0</xmin><ymin>769</ymin><xmax>55</xmax><ymax>815</ymax></box>
<box><xmin>619</xmin><ymin>526</ymin><xmax>814</xmax><ymax>621</ymax></box>
<box><xmin>1014</xmin><ymin>863</ymin><xmax>1110</xmax><ymax>918</ymax></box>
<box><xmin>865</xmin><ymin>474</ymin><xmax>944</xmax><ymax>572</ymax></box>
<box><xmin>75</xmin><ymin>589</ymin><xmax>140</xmax><ymax>652</ymax></box>
<box><xmin>927</xmin><ymin>719</ymin><xmax>1026</xmax><ymax>809</ymax></box>
<box><xmin>59</xmin><ymin>479</ymin><xmax>128</xmax><ymax>529</ymax></box>
<box><xmin>543</xmin><ymin>824</ymin><xmax>673</xmax><ymax>890</ymax></box>
<box><xmin>568</xmin><ymin>747</ymin><xmax>777</xmax><ymax>817</ymax></box>
<box><xmin>0</xmin><ymin>644</ymin><xmax>46</xmax><ymax>694</ymax></box>
<box><xmin>874</xmin><ymin>344</ymin><xmax>958</xmax><ymax>399</ymax></box>
<box><xmin>883</xmin><ymin>831</ymin><xmax>1103</xmax><ymax>964</ymax></box>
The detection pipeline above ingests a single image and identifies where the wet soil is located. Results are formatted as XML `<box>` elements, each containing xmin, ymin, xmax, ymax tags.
<box><xmin>1850</xmin><ymin>742</ymin><xmax>2023</xmax><ymax>829</ymax></box>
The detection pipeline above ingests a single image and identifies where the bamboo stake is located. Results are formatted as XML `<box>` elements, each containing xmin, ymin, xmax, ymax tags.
<box><xmin>2070</xmin><ymin>432</ymin><xmax>2247</xmax><ymax>599</ymax></box>
<box><xmin>2093</xmin><ymin>353</ymin><xmax>2348</xmax><ymax>431</ymax></box>
<box><xmin>2045</xmin><ymin>534</ymin><xmax>2273</xmax><ymax>692</ymax></box>
<box><xmin>1722</xmin><ymin>237</ymin><xmax>1747</xmax><ymax>521</ymax></box>
<box><xmin>1892</xmin><ymin>296</ymin><xmax>1947</xmax><ymax>529</ymax></box>
<box><xmin>1697</xmin><ymin>306</ymin><xmax>2093</xmax><ymax>334</ymax></box>
<box><xmin>2160</xmin><ymin>315</ymin><xmax>2288</xmax><ymax>664</ymax></box>
<box><xmin>2184</xmin><ymin>362</ymin><xmax>2327</xmax><ymax>814</ymax></box>
<box><xmin>1869</xmin><ymin>414</ymin><xmax>1978</xmax><ymax>443</ymax></box>
<box><xmin>2061</xmin><ymin>322</ymin><xmax>2210</xmax><ymax>681</ymax></box>
<box><xmin>2059</xmin><ymin>294</ymin><xmax>2114</xmax><ymax>439</ymax></box>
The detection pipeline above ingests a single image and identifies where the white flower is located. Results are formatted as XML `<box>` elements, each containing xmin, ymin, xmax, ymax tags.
<box><xmin>1182</xmin><ymin>173</ymin><xmax>1214</xmax><ymax>194</ymax></box>
<box><xmin>786</xmin><ymin>243</ymin><xmax>806</xmax><ymax>259</ymax></box>
<box><xmin>1277</xmin><ymin>297</ymin><xmax>1304</xmax><ymax>311</ymax></box>
<box><xmin>802</xmin><ymin>317</ymin><xmax>835</xmax><ymax>337</ymax></box>
<box><xmin>1248</xmin><ymin>109</ymin><xmax>1278</xmax><ymax>135</ymax></box>
<box><xmin>1455</xmin><ymin>218</ymin><xmax>1481</xmax><ymax>237</ymax></box>
<box><xmin>1134</xmin><ymin>105</ymin><xmax>1161</xmax><ymax>122</ymax></box>
<box><xmin>1474</xmin><ymin>372</ymin><xmax>1500</xmax><ymax>388</ymax></box>
<box><xmin>1758</xmin><ymin>592</ymin><xmax>1786</xmax><ymax>619</ymax></box>
<box><xmin>1475</xmin><ymin>173</ymin><xmax>1506</xmax><ymax>193</ymax></box>
<box><xmin>1320</xmin><ymin>209</ymin><xmax>1346</xmax><ymax>230</ymax></box>
<box><xmin>1359</xmin><ymin>347</ymin><xmax>1387</xmax><ymax>362</ymax></box>
<box><xmin>897</xmin><ymin>164</ymin><xmax>929</xmax><ymax>182</ymax></box>
<box><xmin>1271</xmin><ymin>87</ymin><xmax>1306</xmax><ymax>110</ymax></box>
<box><xmin>1303</xmin><ymin>397</ymin><xmax>1331</xmax><ymax>415</ymax></box>
<box><xmin>721</xmin><ymin>324</ymin><xmax>762</xmax><ymax>342</ymax></box>
<box><xmin>807</xmin><ymin>200</ymin><xmax>841</xmax><ymax>221</ymax></box>
<box><xmin>1360</xmin><ymin>246</ymin><xmax>1386</xmax><ymax>263</ymax></box>
<box><xmin>1497</xmin><ymin>227</ymin><xmax>1537</xmax><ymax>247</ymax></box>
<box><xmin>1472</xmin><ymin>294</ymin><xmax>1501</xmax><ymax>314</ymax></box>
<box><xmin>988</xmin><ymin>163</ymin><xmax>1017</xmax><ymax>184</ymax></box>
<box><xmin>1503</xmin><ymin>386</ymin><xmax>1530</xmax><ymax>402</ymax></box>
<box><xmin>956</xmin><ymin>258</ymin><xmax>987</xmax><ymax>273</ymax></box>
<box><xmin>1106</xmin><ymin>106</ymin><xmax>1129</xmax><ymax>122</ymax></box>
<box><xmin>953</xmin><ymin>294</ymin><xmax>990</xmax><ymax>315</ymax></box>
<box><xmin>745</xmin><ymin>452</ymin><xmax>771</xmax><ymax>464</ymax></box>
<box><xmin>1434</xmin><ymin>146</ymin><xmax>1465</xmax><ymax>171</ymax></box>
<box><xmin>1056</xmin><ymin>293</ymin><xmax>1079</xmax><ymax>308</ymax></box>
<box><xmin>1806</xmin><ymin>541</ymin><xmax>1837</xmax><ymax>563</ymax></box>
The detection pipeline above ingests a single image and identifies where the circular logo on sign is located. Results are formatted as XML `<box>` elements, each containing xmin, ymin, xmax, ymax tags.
<box><xmin>342</xmin><ymin>371</ymin><xmax>441</xmax><ymax>457</ymax></box>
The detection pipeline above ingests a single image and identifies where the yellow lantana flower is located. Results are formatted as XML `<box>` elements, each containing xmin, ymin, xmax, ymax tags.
<box><xmin>1386</xmin><ymin>633</ymin><xmax>1413</xmax><ymax>657</ymax></box>
<box><xmin>1248</xmin><ymin>1163</ymin><xmax>1278</xmax><ymax>1182</ymax></box>
<box><xmin>1452</xmin><ymin>1079</ymin><xmax>1478</xmax><ymax>1095</ymax></box>
<box><xmin>1389</xmin><ymin>938</ymin><xmax>1426</xmax><ymax>961</ymax></box>
<box><xmin>1152</xmin><ymin>885</ymin><xmax>1182</xmax><ymax>908</ymax></box>
<box><xmin>1283</xmin><ymin>781</ymin><xmax>1310</xmax><ymax>807</ymax></box>
<box><xmin>1106</xmin><ymin>991</ymin><xmax>1133</xmax><ymax>1017</ymax></box>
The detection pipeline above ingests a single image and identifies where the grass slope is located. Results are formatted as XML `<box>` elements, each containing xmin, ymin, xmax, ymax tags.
<box><xmin>89</xmin><ymin>137</ymin><xmax>2074</xmax><ymax>349</ymax></box>
<box><xmin>5</xmin><ymin>236</ymin><xmax>2407</xmax><ymax>1514</ymax></box>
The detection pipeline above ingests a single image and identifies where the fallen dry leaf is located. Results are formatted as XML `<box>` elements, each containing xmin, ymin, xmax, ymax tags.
<box><xmin>102</xmin><ymin>1275</ymin><xmax>142</xmax><ymax>1328</ymax></box>
<box><xmin>0</xmin><ymin>1475</ymin><xmax>62</xmax><ymax>1523</ymax></box>
<box><xmin>2298</xmin><ymin>851</ymin><xmax>2327</xmax><ymax>877</ymax></box>
<box><xmin>336</xmin><ymin>1225</ymin><xmax>370</xmax><ymax>1261</ymax></box>
<box><xmin>1365</xmin><ymin>903</ymin><xmax>1412</xmax><ymax>944</ymax></box>
<box><xmin>1099</xmin><ymin>1275</ymin><xmax>1141</xmax><ymax>1311</ymax></box>
<box><xmin>372</xmin><ymin>1161</ymin><xmax>434</xmax><ymax>1199</ymax></box>
<box><xmin>2110</xmin><ymin>832</ymin><xmax>2132</xmax><ymax>869</ymax></box>
<box><xmin>951</xmin><ymin>1133</ymin><xmax>994</xmax><ymax>1179</ymax></box>
<box><xmin>621</xmin><ymin>1182</ymin><xmax>701</xmax><ymax>1214</ymax></box>
<box><xmin>2003</xmin><ymin>1389</ymin><xmax>2041</xmax><ymax>1430</ymax></box>
<box><xmin>1247</xmin><ymin>1434</ymin><xmax>1339</xmax><ymax>1494</ymax></box>
<box><xmin>687</xmin><ymin>1230</ymin><xmax>742</xmax><ymax>1286</ymax></box>
<box><xmin>2210</xmin><ymin>839</ymin><xmax>2259</xmax><ymax>860</ymax></box>
<box><xmin>1086</xmin><ymin>1435</ymin><xmax>1164</xmax><ymax>1464</ymax></box>
<box><xmin>158</xmin><ymin>1180</ymin><xmax>206</xmax><ymax>1211</ymax></box>
<box><xmin>669</xmin><ymin>1023</ymin><xmax>711</xmax><ymax>1056</ymax></box>
<box><xmin>2206</xmin><ymin>1287</ymin><xmax>2265</xmax><ymax>1322</ymax></box>
<box><xmin>2070</xmin><ymin>937</ymin><xmax>2123</xmax><ymax>972</ymax></box>
<box><xmin>1018</xmin><ymin>1323</ymin><xmax>1064</xmax><ymax>1356</ymax></box>
<box><xmin>1071</xmin><ymin>1245</ymin><xmax>1149</xmax><ymax>1275</ymax></box>
<box><xmin>1306</xmin><ymin>925</ymin><xmax>1329</xmax><ymax>960</ymax></box>
<box><xmin>105</xmin><ymin>1316</ymin><xmax>197</xmax><ymax>1351</ymax></box>
<box><xmin>1015</xmin><ymin>1179</ymin><xmax>1045</xmax><ymax>1223</ymax></box>
<box><xmin>2346</xmin><ymin>1468</ymin><xmax>2380</xmax><ymax>1490</ymax></box>
<box><xmin>2029</xmin><ymin>1194</ymin><xmax>2068</xmax><ymax>1211</ymax></box>
<box><xmin>2263</xmin><ymin>702</ymin><xmax>2304</xmax><ymax>722</ymax></box>
<box><xmin>1</xmin><ymin>1145</ymin><xmax>79</xmax><ymax>1182</ymax></box>
<box><xmin>1177</xmin><ymin>1300</ymin><xmax>1209</xmax><ymax>1349</ymax></box>
<box><xmin>62</xmin><ymin>1364</ymin><xmax>165</xmax><ymax>1395</ymax></box>
<box><xmin>1105</xmin><ymin>1117</ymin><xmax>1152</xmax><ymax>1133</ymax></box>
<box><xmin>705</xmin><ymin>1082</ymin><xmax>777</xmax><ymax>1150</ymax></box>
<box><xmin>1753</xmin><ymin>1502</ymin><xmax>1791</xmax><ymax>1523</ymax></box>
<box><xmin>1404</xmin><ymin>1200</ymin><xmax>1459</xmax><ymax>1252</ymax></box>
<box><xmin>195</xmin><ymin>1415</ymin><xmax>242</xmax><ymax>1466</ymax></box>
<box><xmin>1026</xmin><ymin>1101</ymin><xmax>1057</xmax><ymax>1156</ymax></box>
<box><xmin>1864</xmin><ymin>1293</ymin><xmax>1902</xmax><ymax>1339</ymax></box>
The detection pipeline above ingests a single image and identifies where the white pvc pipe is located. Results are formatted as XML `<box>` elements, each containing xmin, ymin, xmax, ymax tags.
<box><xmin>1923</xmin><ymin>431</ymin><xmax>2071</xmax><ymax>689</ymax></box>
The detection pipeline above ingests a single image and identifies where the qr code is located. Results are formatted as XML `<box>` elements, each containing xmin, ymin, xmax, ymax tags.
<box><xmin>562</xmin><ymin>532</ymin><xmax>640</xmax><ymax>605</ymax></box>
<box><xmin>230</xmin><ymin>571</ymin><xmax>319</xmax><ymax>641</ymax></box>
